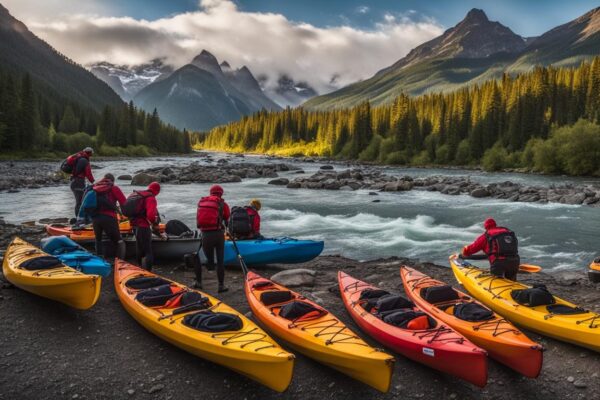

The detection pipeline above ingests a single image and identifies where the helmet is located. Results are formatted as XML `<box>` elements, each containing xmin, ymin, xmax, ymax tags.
<box><xmin>250</xmin><ymin>198</ymin><xmax>261</xmax><ymax>211</ymax></box>
<box><xmin>484</xmin><ymin>218</ymin><xmax>497</xmax><ymax>230</ymax></box>
<box><xmin>210</xmin><ymin>184</ymin><xmax>224</xmax><ymax>196</ymax></box>
<box><xmin>148</xmin><ymin>182</ymin><xmax>161</xmax><ymax>195</ymax></box>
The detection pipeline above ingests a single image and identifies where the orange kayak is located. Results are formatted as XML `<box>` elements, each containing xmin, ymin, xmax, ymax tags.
<box><xmin>46</xmin><ymin>222</ymin><xmax>165</xmax><ymax>241</ymax></box>
<box><xmin>245</xmin><ymin>271</ymin><xmax>394</xmax><ymax>392</ymax></box>
<box><xmin>400</xmin><ymin>266</ymin><xmax>543</xmax><ymax>378</ymax></box>
<box><xmin>114</xmin><ymin>260</ymin><xmax>294</xmax><ymax>392</ymax></box>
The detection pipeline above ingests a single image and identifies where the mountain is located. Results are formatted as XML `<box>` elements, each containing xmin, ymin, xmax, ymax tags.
<box><xmin>305</xmin><ymin>7</ymin><xmax>600</xmax><ymax>110</ymax></box>
<box><xmin>134</xmin><ymin>50</ymin><xmax>280</xmax><ymax>131</ymax></box>
<box><xmin>0</xmin><ymin>3</ymin><xmax>122</xmax><ymax>111</ymax></box>
<box><xmin>264</xmin><ymin>75</ymin><xmax>318</xmax><ymax>108</ymax></box>
<box><xmin>509</xmin><ymin>7</ymin><xmax>600</xmax><ymax>72</ymax></box>
<box><xmin>305</xmin><ymin>9</ymin><xmax>526</xmax><ymax>109</ymax></box>
<box><xmin>89</xmin><ymin>59</ymin><xmax>173</xmax><ymax>101</ymax></box>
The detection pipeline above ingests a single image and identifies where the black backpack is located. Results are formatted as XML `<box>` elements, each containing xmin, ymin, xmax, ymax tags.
<box><xmin>453</xmin><ymin>303</ymin><xmax>495</xmax><ymax>322</ymax></box>
<box><xmin>122</xmin><ymin>191</ymin><xmax>152</xmax><ymax>218</ymax></box>
<box><xmin>228</xmin><ymin>206</ymin><xmax>253</xmax><ymax>237</ymax></box>
<box><xmin>511</xmin><ymin>284</ymin><xmax>555</xmax><ymax>307</ymax></box>
<box><xmin>486</xmin><ymin>228</ymin><xmax>519</xmax><ymax>258</ymax></box>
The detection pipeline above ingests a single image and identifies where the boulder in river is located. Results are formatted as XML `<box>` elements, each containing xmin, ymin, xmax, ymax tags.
<box><xmin>320</xmin><ymin>165</ymin><xmax>334</xmax><ymax>170</ymax></box>
<box><xmin>271</xmin><ymin>269</ymin><xmax>316</xmax><ymax>287</ymax></box>
<box><xmin>470</xmin><ymin>188</ymin><xmax>490</xmax><ymax>198</ymax></box>
<box><xmin>117</xmin><ymin>175</ymin><xmax>132</xmax><ymax>181</ymax></box>
<box><xmin>268</xmin><ymin>178</ymin><xmax>289</xmax><ymax>186</ymax></box>
<box><xmin>131</xmin><ymin>173</ymin><xmax>158</xmax><ymax>186</ymax></box>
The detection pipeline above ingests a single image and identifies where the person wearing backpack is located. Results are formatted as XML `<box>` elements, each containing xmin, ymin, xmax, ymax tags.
<box><xmin>460</xmin><ymin>218</ymin><xmax>520</xmax><ymax>281</ymax></box>
<box><xmin>195</xmin><ymin>185</ymin><xmax>230</xmax><ymax>292</ymax></box>
<box><xmin>229</xmin><ymin>199</ymin><xmax>262</xmax><ymax>240</ymax></box>
<box><xmin>64</xmin><ymin>147</ymin><xmax>95</xmax><ymax>217</ymax></box>
<box><xmin>125</xmin><ymin>182</ymin><xmax>162</xmax><ymax>271</ymax></box>
<box><xmin>90</xmin><ymin>173</ymin><xmax>127</xmax><ymax>261</ymax></box>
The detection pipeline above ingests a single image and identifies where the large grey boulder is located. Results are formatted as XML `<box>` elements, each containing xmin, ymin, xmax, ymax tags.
<box><xmin>470</xmin><ymin>187</ymin><xmax>490</xmax><ymax>198</ymax></box>
<box><xmin>131</xmin><ymin>173</ymin><xmax>158</xmax><ymax>186</ymax></box>
<box><xmin>271</xmin><ymin>269</ymin><xmax>316</xmax><ymax>287</ymax></box>
<box><xmin>268</xmin><ymin>178</ymin><xmax>289</xmax><ymax>185</ymax></box>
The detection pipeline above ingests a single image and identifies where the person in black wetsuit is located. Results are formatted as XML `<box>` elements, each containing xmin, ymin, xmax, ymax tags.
<box><xmin>68</xmin><ymin>147</ymin><xmax>95</xmax><ymax>218</ymax></box>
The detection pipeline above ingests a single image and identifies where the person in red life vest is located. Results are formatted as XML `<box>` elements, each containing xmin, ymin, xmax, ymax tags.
<box><xmin>128</xmin><ymin>181</ymin><xmax>162</xmax><ymax>271</ymax></box>
<box><xmin>247</xmin><ymin>199</ymin><xmax>262</xmax><ymax>238</ymax></box>
<box><xmin>229</xmin><ymin>199</ymin><xmax>263</xmax><ymax>240</ymax></box>
<box><xmin>69</xmin><ymin>147</ymin><xmax>95</xmax><ymax>217</ymax></box>
<box><xmin>91</xmin><ymin>173</ymin><xmax>127</xmax><ymax>260</ymax></box>
<box><xmin>460</xmin><ymin>218</ymin><xmax>520</xmax><ymax>281</ymax></box>
<box><xmin>195</xmin><ymin>184</ymin><xmax>230</xmax><ymax>292</ymax></box>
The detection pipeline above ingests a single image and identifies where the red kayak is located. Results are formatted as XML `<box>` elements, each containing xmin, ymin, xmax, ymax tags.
<box><xmin>338</xmin><ymin>271</ymin><xmax>488</xmax><ymax>387</ymax></box>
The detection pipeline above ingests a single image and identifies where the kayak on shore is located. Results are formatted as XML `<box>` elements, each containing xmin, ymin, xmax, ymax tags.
<box><xmin>2</xmin><ymin>237</ymin><xmax>101</xmax><ymax>310</ymax></box>
<box><xmin>222</xmin><ymin>237</ymin><xmax>324</xmax><ymax>266</ymax></box>
<box><xmin>400</xmin><ymin>266</ymin><xmax>543</xmax><ymax>378</ymax></box>
<box><xmin>450</xmin><ymin>255</ymin><xmax>600</xmax><ymax>353</ymax></box>
<box><xmin>45</xmin><ymin>221</ymin><xmax>166</xmax><ymax>240</ymax></box>
<box><xmin>40</xmin><ymin>235</ymin><xmax>111</xmax><ymax>277</ymax></box>
<box><xmin>245</xmin><ymin>271</ymin><xmax>394</xmax><ymax>392</ymax></box>
<box><xmin>338</xmin><ymin>271</ymin><xmax>488</xmax><ymax>387</ymax></box>
<box><xmin>114</xmin><ymin>259</ymin><xmax>295</xmax><ymax>392</ymax></box>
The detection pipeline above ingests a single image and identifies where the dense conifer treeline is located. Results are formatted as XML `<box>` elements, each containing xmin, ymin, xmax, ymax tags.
<box><xmin>201</xmin><ymin>57</ymin><xmax>600</xmax><ymax>175</ymax></box>
<box><xmin>0</xmin><ymin>68</ymin><xmax>192</xmax><ymax>156</ymax></box>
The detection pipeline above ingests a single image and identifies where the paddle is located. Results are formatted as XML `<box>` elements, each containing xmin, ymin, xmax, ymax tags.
<box><xmin>223</xmin><ymin>222</ymin><xmax>249</xmax><ymax>276</ymax></box>
<box><xmin>459</xmin><ymin>254</ymin><xmax>542</xmax><ymax>273</ymax></box>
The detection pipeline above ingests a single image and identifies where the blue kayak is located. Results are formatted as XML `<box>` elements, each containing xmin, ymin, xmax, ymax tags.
<box><xmin>222</xmin><ymin>237</ymin><xmax>324</xmax><ymax>266</ymax></box>
<box><xmin>40</xmin><ymin>236</ymin><xmax>111</xmax><ymax>277</ymax></box>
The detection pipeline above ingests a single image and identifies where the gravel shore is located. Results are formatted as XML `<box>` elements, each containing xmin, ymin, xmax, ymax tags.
<box><xmin>1</xmin><ymin>220</ymin><xmax>599</xmax><ymax>399</ymax></box>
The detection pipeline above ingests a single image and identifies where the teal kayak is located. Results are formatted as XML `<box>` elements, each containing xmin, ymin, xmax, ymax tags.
<box><xmin>40</xmin><ymin>236</ymin><xmax>111</xmax><ymax>277</ymax></box>
<box><xmin>222</xmin><ymin>237</ymin><xmax>324</xmax><ymax>266</ymax></box>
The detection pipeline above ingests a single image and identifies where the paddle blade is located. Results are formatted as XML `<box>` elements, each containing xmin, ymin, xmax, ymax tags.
<box><xmin>519</xmin><ymin>264</ymin><xmax>542</xmax><ymax>273</ymax></box>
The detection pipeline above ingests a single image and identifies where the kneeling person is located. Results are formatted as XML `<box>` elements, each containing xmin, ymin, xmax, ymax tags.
<box><xmin>123</xmin><ymin>182</ymin><xmax>161</xmax><ymax>271</ymax></box>
<box><xmin>229</xmin><ymin>199</ymin><xmax>262</xmax><ymax>240</ymax></box>
<box><xmin>461</xmin><ymin>218</ymin><xmax>520</xmax><ymax>281</ymax></box>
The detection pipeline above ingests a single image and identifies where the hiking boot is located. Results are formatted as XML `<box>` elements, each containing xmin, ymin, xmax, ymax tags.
<box><xmin>192</xmin><ymin>280</ymin><xmax>203</xmax><ymax>290</ymax></box>
<box><xmin>218</xmin><ymin>285</ymin><xmax>229</xmax><ymax>293</ymax></box>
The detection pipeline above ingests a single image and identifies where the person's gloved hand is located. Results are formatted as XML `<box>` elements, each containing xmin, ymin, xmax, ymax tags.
<box><xmin>457</xmin><ymin>253</ymin><xmax>464</xmax><ymax>259</ymax></box>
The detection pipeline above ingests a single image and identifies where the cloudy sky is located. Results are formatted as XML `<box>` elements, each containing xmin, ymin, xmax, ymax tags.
<box><xmin>2</xmin><ymin>0</ymin><xmax>598</xmax><ymax>93</ymax></box>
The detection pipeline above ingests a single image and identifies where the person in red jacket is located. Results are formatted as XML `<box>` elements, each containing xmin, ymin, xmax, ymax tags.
<box><xmin>91</xmin><ymin>173</ymin><xmax>126</xmax><ymax>260</ymax></box>
<box><xmin>70</xmin><ymin>147</ymin><xmax>95</xmax><ymax>217</ymax></box>
<box><xmin>461</xmin><ymin>218</ymin><xmax>520</xmax><ymax>281</ymax></box>
<box><xmin>130</xmin><ymin>182</ymin><xmax>162</xmax><ymax>271</ymax></box>
<box><xmin>247</xmin><ymin>199</ymin><xmax>262</xmax><ymax>238</ymax></box>
<box><xmin>195</xmin><ymin>184</ymin><xmax>230</xmax><ymax>292</ymax></box>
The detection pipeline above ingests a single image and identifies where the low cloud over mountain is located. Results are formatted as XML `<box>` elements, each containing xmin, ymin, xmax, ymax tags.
<box><xmin>5</xmin><ymin>0</ymin><xmax>443</xmax><ymax>95</ymax></box>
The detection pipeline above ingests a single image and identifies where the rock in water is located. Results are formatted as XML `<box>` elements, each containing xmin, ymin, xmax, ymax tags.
<box><xmin>268</xmin><ymin>178</ymin><xmax>289</xmax><ymax>185</ymax></box>
<box><xmin>320</xmin><ymin>165</ymin><xmax>334</xmax><ymax>170</ymax></box>
<box><xmin>131</xmin><ymin>173</ymin><xmax>158</xmax><ymax>186</ymax></box>
<box><xmin>470</xmin><ymin>188</ymin><xmax>490</xmax><ymax>198</ymax></box>
<box><xmin>117</xmin><ymin>175</ymin><xmax>132</xmax><ymax>181</ymax></box>
<box><xmin>271</xmin><ymin>269</ymin><xmax>316</xmax><ymax>287</ymax></box>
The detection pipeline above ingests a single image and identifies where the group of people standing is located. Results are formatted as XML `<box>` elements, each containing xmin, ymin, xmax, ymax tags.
<box><xmin>65</xmin><ymin>148</ymin><xmax>521</xmax><ymax>297</ymax></box>
<box><xmin>65</xmin><ymin>148</ymin><xmax>264</xmax><ymax>293</ymax></box>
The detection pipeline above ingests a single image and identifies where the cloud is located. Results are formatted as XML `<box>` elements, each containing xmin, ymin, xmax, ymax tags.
<box><xmin>3</xmin><ymin>0</ymin><xmax>443</xmax><ymax>94</ymax></box>
<box><xmin>356</xmin><ymin>6</ymin><xmax>370</xmax><ymax>14</ymax></box>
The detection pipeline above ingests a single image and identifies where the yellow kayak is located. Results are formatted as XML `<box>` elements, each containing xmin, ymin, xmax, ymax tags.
<box><xmin>450</xmin><ymin>255</ymin><xmax>600</xmax><ymax>352</ymax></box>
<box><xmin>114</xmin><ymin>259</ymin><xmax>294</xmax><ymax>392</ymax></box>
<box><xmin>2</xmin><ymin>237</ymin><xmax>101</xmax><ymax>310</ymax></box>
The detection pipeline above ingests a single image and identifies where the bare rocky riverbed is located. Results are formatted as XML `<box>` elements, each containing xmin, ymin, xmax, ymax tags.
<box><xmin>1</xmin><ymin>220</ymin><xmax>600</xmax><ymax>399</ymax></box>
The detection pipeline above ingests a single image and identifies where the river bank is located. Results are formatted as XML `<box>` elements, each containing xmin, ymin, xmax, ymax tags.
<box><xmin>1</xmin><ymin>220</ymin><xmax>599</xmax><ymax>399</ymax></box>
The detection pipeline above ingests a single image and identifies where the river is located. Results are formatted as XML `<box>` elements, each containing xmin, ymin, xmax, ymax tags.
<box><xmin>0</xmin><ymin>153</ymin><xmax>597</xmax><ymax>271</ymax></box>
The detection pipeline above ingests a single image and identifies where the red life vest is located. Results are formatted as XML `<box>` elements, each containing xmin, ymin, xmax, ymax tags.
<box><xmin>197</xmin><ymin>195</ymin><xmax>224</xmax><ymax>231</ymax></box>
